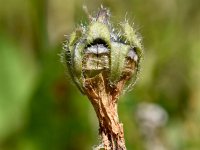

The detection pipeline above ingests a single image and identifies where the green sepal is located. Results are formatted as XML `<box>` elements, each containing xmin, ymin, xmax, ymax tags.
<box><xmin>119</xmin><ymin>22</ymin><xmax>143</xmax><ymax>92</ymax></box>
<box><xmin>120</xmin><ymin>22</ymin><xmax>143</xmax><ymax>56</ymax></box>
<box><xmin>110</xmin><ymin>42</ymin><xmax>130</xmax><ymax>83</ymax></box>
<box><xmin>87</xmin><ymin>22</ymin><xmax>111</xmax><ymax>47</ymax></box>
<box><xmin>69</xmin><ymin>29</ymin><xmax>82</xmax><ymax>47</ymax></box>
<box><xmin>71</xmin><ymin>41</ymin><xmax>85</xmax><ymax>93</ymax></box>
<box><xmin>64</xmin><ymin>44</ymin><xmax>85</xmax><ymax>94</ymax></box>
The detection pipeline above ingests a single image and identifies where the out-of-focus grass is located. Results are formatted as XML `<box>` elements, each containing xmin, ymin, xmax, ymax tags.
<box><xmin>0</xmin><ymin>0</ymin><xmax>200</xmax><ymax>149</ymax></box>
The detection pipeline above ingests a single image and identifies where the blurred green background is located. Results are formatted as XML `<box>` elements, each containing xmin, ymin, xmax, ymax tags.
<box><xmin>0</xmin><ymin>0</ymin><xmax>200</xmax><ymax>149</ymax></box>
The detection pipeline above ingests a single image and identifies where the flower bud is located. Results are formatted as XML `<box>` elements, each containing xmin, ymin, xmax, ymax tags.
<box><xmin>63</xmin><ymin>6</ymin><xmax>143</xmax><ymax>94</ymax></box>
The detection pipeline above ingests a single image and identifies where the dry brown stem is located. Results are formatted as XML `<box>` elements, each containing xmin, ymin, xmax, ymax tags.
<box><xmin>84</xmin><ymin>72</ymin><xmax>127</xmax><ymax>150</ymax></box>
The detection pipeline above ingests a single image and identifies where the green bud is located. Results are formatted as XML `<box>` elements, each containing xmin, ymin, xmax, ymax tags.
<box><xmin>63</xmin><ymin>6</ymin><xmax>143</xmax><ymax>94</ymax></box>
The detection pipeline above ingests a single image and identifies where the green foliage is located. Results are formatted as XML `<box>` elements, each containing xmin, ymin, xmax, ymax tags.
<box><xmin>0</xmin><ymin>36</ymin><xmax>37</xmax><ymax>143</ymax></box>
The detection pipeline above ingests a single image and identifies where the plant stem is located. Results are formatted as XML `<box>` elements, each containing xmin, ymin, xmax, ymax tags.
<box><xmin>84</xmin><ymin>73</ymin><xmax>127</xmax><ymax>150</ymax></box>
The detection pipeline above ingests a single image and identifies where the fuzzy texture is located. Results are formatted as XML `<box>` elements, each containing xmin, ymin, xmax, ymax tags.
<box><xmin>62</xmin><ymin>6</ymin><xmax>143</xmax><ymax>94</ymax></box>
<box><xmin>62</xmin><ymin>6</ymin><xmax>143</xmax><ymax>150</ymax></box>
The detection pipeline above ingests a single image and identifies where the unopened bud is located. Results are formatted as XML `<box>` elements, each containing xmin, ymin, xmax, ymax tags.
<box><xmin>63</xmin><ymin>6</ymin><xmax>143</xmax><ymax>94</ymax></box>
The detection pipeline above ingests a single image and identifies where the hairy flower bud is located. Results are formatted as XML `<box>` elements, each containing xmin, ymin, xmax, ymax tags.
<box><xmin>63</xmin><ymin>6</ymin><xmax>143</xmax><ymax>94</ymax></box>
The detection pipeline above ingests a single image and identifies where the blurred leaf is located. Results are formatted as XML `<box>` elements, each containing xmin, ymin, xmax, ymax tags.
<box><xmin>0</xmin><ymin>37</ymin><xmax>38</xmax><ymax>142</ymax></box>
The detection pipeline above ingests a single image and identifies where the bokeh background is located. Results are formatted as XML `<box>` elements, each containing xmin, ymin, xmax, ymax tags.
<box><xmin>0</xmin><ymin>0</ymin><xmax>200</xmax><ymax>149</ymax></box>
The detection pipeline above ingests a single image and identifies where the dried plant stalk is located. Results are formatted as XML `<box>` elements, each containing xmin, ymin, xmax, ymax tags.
<box><xmin>84</xmin><ymin>73</ymin><xmax>127</xmax><ymax>149</ymax></box>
